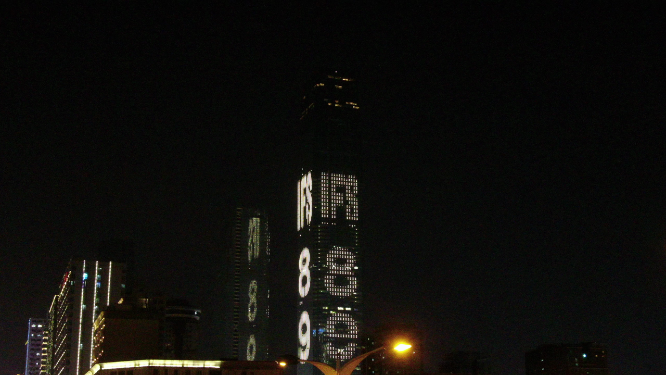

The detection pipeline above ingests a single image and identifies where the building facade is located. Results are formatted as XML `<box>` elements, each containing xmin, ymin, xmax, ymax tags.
<box><xmin>93</xmin><ymin>304</ymin><xmax>161</xmax><ymax>364</ymax></box>
<box><xmin>525</xmin><ymin>343</ymin><xmax>610</xmax><ymax>375</ymax></box>
<box><xmin>50</xmin><ymin>259</ymin><xmax>127</xmax><ymax>375</ymax></box>
<box><xmin>224</xmin><ymin>208</ymin><xmax>271</xmax><ymax>360</ymax></box>
<box><xmin>93</xmin><ymin>294</ymin><xmax>201</xmax><ymax>363</ymax></box>
<box><xmin>296</xmin><ymin>72</ymin><xmax>363</xmax><ymax>373</ymax></box>
<box><xmin>25</xmin><ymin>318</ymin><xmax>49</xmax><ymax>375</ymax></box>
<box><xmin>84</xmin><ymin>360</ymin><xmax>283</xmax><ymax>375</ymax></box>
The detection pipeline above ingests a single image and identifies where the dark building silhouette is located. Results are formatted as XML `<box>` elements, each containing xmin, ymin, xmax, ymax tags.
<box><xmin>440</xmin><ymin>351</ymin><xmax>491</xmax><ymax>375</ymax></box>
<box><xmin>92</xmin><ymin>293</ymin><xmax>200</xmax><ymax>363</ymax></box>
<box><xmin>363</xmin><ymin>325</ymin><xmax>423</xmax><ymax>375</ymax></box>
<box><xmin>222</xmin><ymin>208</ymin><xmax>271</xmax><ymax>360</ymax></box>
<box><xmin>92</xmin><ymin>304</ymin><xmax>161</xmax><ymax>363</ymax></box>
<box><xmin>163</xmin><ymin>299</ymin><xmax>201</xmax><ymax>359</ymax></box>
<box><xmin>296</xmin><ymin>71</ymin><xmax>363</xmax><ymax>375</ymax></box>
<box><xmin>525</xmin><ymin>343</ymin><xmax>609</xmax><ymax>375</ymax></box>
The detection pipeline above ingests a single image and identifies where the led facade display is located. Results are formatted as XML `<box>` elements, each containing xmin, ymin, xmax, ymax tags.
<box><xmin>297</xmin><ymin>171</ymin><xmax>361</xmax><ymax>366</ymax></box>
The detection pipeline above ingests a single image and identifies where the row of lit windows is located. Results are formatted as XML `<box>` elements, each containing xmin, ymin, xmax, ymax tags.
<box><xmin>326</xmin><ymin>102</ymin><xmax>359</xmax><ymax>109</ymax></box>
<box><xmin>327</xmin><ymin>75</ymin><xmax>354</xmax><ymax>82</ymax></box>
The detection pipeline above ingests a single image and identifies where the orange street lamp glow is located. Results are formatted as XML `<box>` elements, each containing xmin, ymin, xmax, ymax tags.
<box><xmin>279</xmin><ymin>362</ymin><xmax>287</xmax><ymax>367</ymax></box>
<box><xmin>393</xmin><ymin>343</ymin><xmax>412</xmax><ymax>352</ymax></box>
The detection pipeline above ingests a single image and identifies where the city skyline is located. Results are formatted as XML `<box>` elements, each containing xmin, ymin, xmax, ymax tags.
<box><xmin>3</xmin><ymin>3</ymin><xmax>665</xmax><ymax>375</ymax></box>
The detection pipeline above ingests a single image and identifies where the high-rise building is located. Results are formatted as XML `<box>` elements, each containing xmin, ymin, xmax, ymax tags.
<box><xmin>25</xmin><ymin>318</ymin><xmax>48</xmax><ymax>375</ymax></box>
<box><xmin>525</xmin><ymin>343</ymin><xmax>610</xmax><ymax>375</ymax></box>
<box><xmin>49</xmin><ymin>259</ymin><xmax>127</xmax><ymax>375</ymax></box>
<box><xmin>223</xmin><ymin>208</ymin><xmax>271</xmax><ymax>360</ymax></box>
<box><xmin>296</xmin><ymin>71</ymin><xmax>362</xmax><ymax>373</ymax></box>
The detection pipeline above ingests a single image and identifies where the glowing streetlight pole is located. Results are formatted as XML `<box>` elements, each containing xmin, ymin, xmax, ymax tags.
<box><xmin>297</xmin><ymin>343</ymin><xmax>413</xmax><ymax>375</ymax></box>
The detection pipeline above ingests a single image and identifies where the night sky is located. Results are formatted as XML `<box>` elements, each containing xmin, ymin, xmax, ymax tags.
<box><xmin>2</xmin><ymin>3</ymin><xmax>664</xmax><ymax>375</ymax></box>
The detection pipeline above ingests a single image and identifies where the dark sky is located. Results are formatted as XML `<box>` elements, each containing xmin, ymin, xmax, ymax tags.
<box><xmin>2</xmin><ymin>3</ymin><xmax>665</xmax><ymax>375</ymax></box>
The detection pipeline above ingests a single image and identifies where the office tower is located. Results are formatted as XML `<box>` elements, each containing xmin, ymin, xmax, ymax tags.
<box><xmin>50</xmin><ymin>259</ymin><xmax>127</xmax><ymax>375</ymax></box>
<box><xmin>25</xmin><ymin>318</ymin><xmax>48</xmax><ymax>375</ymax></box>
<box><xmin>363</xmin><ymin>325</ymin><xmax>423</xmax><ymax>375</ymax></box>
<box><xmin>296</xmin><ymin>71</ymin><xmax>362</xmax><ymax>372</ymax></box>
<box><xmin>223</xmin><ymin>208</ymin><xmax>271</xmax><ymax>360</ymax></box>
<box><xmin>440</xmin><ymin>352</ymin><xmax>491</xmax><ymax>375</ymax></box>
<box><xmin>525</xmin><ymin>343</ymin><xmax>610</xmax><ymax>375</ymax></box>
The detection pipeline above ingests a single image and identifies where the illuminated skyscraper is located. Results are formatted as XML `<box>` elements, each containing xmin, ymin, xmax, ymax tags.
<box><xmin>24</xmin><ymin>318</ymin><xmax>48</xmax><ymax>375</ymax></box>
<box><xmin>224</xmin><ymin>208</ymin><xmax>271</xmax><ymax>360</ymax></box>
<box><xmin>296</xmin><ymin>72</ymin><xmax>362</xmax><ymax>374</ymax></box>
<box><xmin>49</xmin><ymin>259</ymin><xmax>127</xmax><ymax>375</ymax></box>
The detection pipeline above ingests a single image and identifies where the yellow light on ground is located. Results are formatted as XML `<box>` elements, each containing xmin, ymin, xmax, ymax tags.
<box><xmin>393</xmin><ymin>343</ymin><xmax>412</xmax><ymax>352</ymax></box>
<box><xmin>279</xmin><ymin>362</ymin><xmax>287</xmax><ymax>367</ymax></box>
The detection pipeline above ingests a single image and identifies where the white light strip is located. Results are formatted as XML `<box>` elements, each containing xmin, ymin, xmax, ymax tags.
<box><xmin>297</xmin><ymin>177</ymin><xmax>301</xmax><ymax>231</ymax></box>
<box><xmin>85</xmin><ymin>360</ymin><xmax>224</xmax><ymax>375</ymax></box>
<box><xmin>106</xmin><ymin>262</ymin><xmax>112</xmax><ymax>306</ymax></box>
<box><xmin>90</xmin><ymin>261</ymin><xmax>99</xmax><ymax>367</ymax></box>
<box><xmin>76</xmin><ymin>260</ymin><xmax>86</xmax><ymax>375</ymax></box>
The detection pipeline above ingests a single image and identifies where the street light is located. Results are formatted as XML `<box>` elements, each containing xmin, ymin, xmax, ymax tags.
<box><xmin>283</xmin><ymin>342</ymin><xmax>413</xmax><ymax>375</ymax></box>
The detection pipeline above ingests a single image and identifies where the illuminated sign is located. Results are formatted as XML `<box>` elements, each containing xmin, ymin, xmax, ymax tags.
<box><xmin>324</xmin><ymin>310</ymin><xmax>358</xmax><ymax>360</ymax></box>
<box><xmin>248</xmin><ymin>280</ymin><xmax>257</xmax><ymax>322</ymax></box>
<box><xmin>248</xmin><ymin>218</ymin><xmax>260</xmax><ymax>262</ymax></box>
<box><xmin>324</xmin><ymin>247</ymin><xmax>357</xmax><ymax>297</ymax></box>
<box><xmin>297</xmin><ymin>172</ymin><xmax>313</xmax><ymax>231</ymax></box>
<box><xmin>298</xmin><ymin>311</ymin><xmax>311</xmax><ymax>360</ymax></box>
<box><xmin>321</xmin><ymin>173</ymin><xmax>358</xmax><ymax>221</ymax></box>
<box><xmin>246</xmin><ymin>335</ymin><xmax>256</xmax><ymax>361</ymax></box>
<box><xmin>297</xmin><ymin>172</ymin><xmax>361</xmax><ymax>363</ymax></box>
<box><xmin>245</xmin><ymin>215</ymin><xmax>265</xmax><ymax>360</ymax></box>
<box><xmin>298</xmin><ymin>246</ymin><xmax>311</xmax><ymax>359</ymax></box>
<box><xmin>298</xmin><ymin>248</ymin><xmax>311</xmax><ymax>298</ymax></box>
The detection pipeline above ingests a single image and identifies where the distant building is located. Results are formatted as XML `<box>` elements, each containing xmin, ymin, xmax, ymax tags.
<box><xmin>25</xmin><ymin>318</ymin><xmax>48</xmax><ymax>375</ymax></box>
<box><xmin>49</xmin><ymin>258</ymin><xmax>128</xmax><ymax>375</ymax></box>
<box><xmin>223</xmin><ymin>208</ymin><xmax>271</xmax><ymax>360</ymax></box>
<box><xmin>440</xmin><ymin>351</ymin><xmax>491</xmax><ymax>375</ymax></box>
<box><xmin>525</xmin><ymin>343</ymin><xmax>609</xmax><ymax>375</ymax></box>
<box><xmin>84</xmin><ymin>360</ymin><xmax>283</xmax><ymax>375</ymax></box>
<box><xmin>363</xmin><ymin>325</ymin><xmax>424</xmax><ymax>375</ymax></box>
